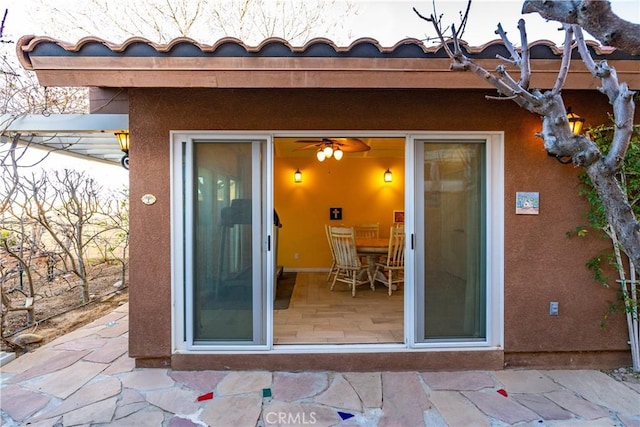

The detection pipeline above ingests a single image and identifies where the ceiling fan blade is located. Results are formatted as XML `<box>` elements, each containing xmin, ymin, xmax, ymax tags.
<box><xmin>295</xmin><ymin>139</ymin><xmax>325</xmax><ymax>144</ymax></box>
<box><xmin>328</xmin><ymin>138</ymin><xmax>371</xmax><ymax>152</ymax></box>
<box><xmin>294</xmin><ymin>143</ymin><xmax>322</xmax><ymax>151</ymax></box>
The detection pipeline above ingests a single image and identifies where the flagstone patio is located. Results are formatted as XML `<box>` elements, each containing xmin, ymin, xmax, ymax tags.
<box><xmin>1</xmin><ymin>303</ymin><xmax>639</xmax><ymax>426</ymax></box>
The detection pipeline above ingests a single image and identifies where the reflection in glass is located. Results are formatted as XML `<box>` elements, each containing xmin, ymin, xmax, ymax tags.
<box><xmin>423</xmin><ymin>143</ymin><xmax>486</xmax><ymax>340</ymax></box>
<box><xmin>193</xmin><ymin>142</ymin><xmax>257</xmax><ymax>342</ymax></box>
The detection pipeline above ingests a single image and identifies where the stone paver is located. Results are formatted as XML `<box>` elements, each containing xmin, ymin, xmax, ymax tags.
<box><xmin>344</xmin><ymin>372</ymin><xmax>382</xmax><ymax>408</ymax></box>
<box><xmin>61</xmin><ymin>395</ymin><xmax>118</xmax><ymax>425</ymax></box>
<box><xmin>378</xmin><ymin>372</ymin><xmax>431</xmax><ymax>427</ymax></box>
<box><xmin>315</xmin><ymin>374</ymin><xmax>362</xmax><ymax>412</ymax></box>
<box><xmin>114</xmin><ymin>400</ymin><xmax>148</xmax><ymax>420</ymax></box>
<box><xmin>97</xmin><ymin>319</ymin><xmax>129</xmax><ymax>338</ymax></box>
<box><xmin>38</xmin><ymin>322</ymin><xmax>104</xmax><ymax>348</ymax></box>
<box><xmin>513</xmin><ymin>393</ymin><xmax>574</xmax><ymax>420</ymax></box>
<box><xmin>120</xmin><ymin>368</ymin><xmax>175</xmax><ymax>390</ymax></box>
<box><xmin>52</xmin><ymin>334</ymin><xmax>108</xmax><ymax>351</ymax></box>
<box><xmin>145</xmin><ymin>387</ymin><xmax>200</xmax><ymax>415</ymax></box>
<box><xmin>547</xmin><ymin>418</ymin><xmax>620</xmax><ymax>426</ymax></box>
<box><xmin>492</xmin><ymin>369</ymin><xmax>561</xmax><ymax>393</ymax></box>
<box><xmin>84</xmin><ymin>310</ymin><xmax>128</xmax><ymax>328</ymax></box>
<box><xmin>169</xmin><ymin>370</ymin><xmax>226</xmax><ymax>393</ymax></box>
<box><xmin>216</xmin><ymin>371</ymin><xmax>271</xmax><ymax>395</ymax></box>
<box><xmin>5</xmin><ymin>349</ymin><xmax>89</xmax><ymax>382</ymax></box>
<box><xmin>272</xmin><ymin>371</ymin><xmax>328</xmax><ymax>401</ymax></box>
<box><xmin>263</xmin><ymin>401</ymin><xmax>341</xmax><ymax>426</ymax></box>
<box><xmin>625</xmin><ymin>381</ymin><xmax>640</xmax><ymax>394</ymax></box>
<box><xmin>32</xmin><ymin>375</ymin><xmax>121</xmax><ymax>420</ymax></box>
<box><xmin>103</xmin><ymin>352</ymin><xmax>136</xmax><ymax>375</ymax></box>
<box><xmin>0</xmin><ymin>385</ymin><xmax>50</xmax><ymax>422</ymax></box>
<box><xmin>24</xmin><ymin>360</ymin><xmax>108</xmax><ymax>399</ymax></box>
<box><xmin>544</xmin><ymin>370</ymin><xmax>640</xmax><ymax>415</ymax></box>
<box><xmin>2</xmin><ymin>304</ymin><xmax>640</xmax><ymax>427</ymax></box>
<box><xmin>462</xmin><ymin>389</ymin><xmax>540</xmax><ymax>424</ymax></box>
<box><xmin>107</xmin><ymin>407</ymin><xmax>166</xmax><ymax>426</ymax></box>
<box><xmin>429</xmin><ymin>390</ymin><xmax>491</xmax><ymax>427</ymax></box>
<box><xmin>200</xmin><ymin>394</ymin><xmax>262</xmax><ymax>426</ymax></box>
<box><xmin>84</xmin><ymin>335</ymin><xmax>128</xmax><ymax>363</ymax></box>
<box><xmin>168</xmin><ymin>415</ymin><xmax>201</xmax><ymax>427</ymax></box>
<box><xmin>421</xmin><ymin>370</ymin><xmax>495</xmax><ymax>391</ymax></box>
<box><xmin>544</xmin><ymin>389</ymin><xmax>615</xmax><ymax>420</ymax></box>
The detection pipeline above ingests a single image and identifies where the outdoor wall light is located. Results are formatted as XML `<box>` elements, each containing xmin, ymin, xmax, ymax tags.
<box><xmin>294</xmin><ymin>168</ymin><xmax>302</xmax><ymax>183</ymax></box>
<box><xmin>546</xmin><ymin>107</ymin><xmax>585</xmax><ymax>164</ymax></box>
<box><xmin>566</xmin><ymin>107</ymin><xmax>585</xmax><ymax>135</ymax></box>
<box><xmin>384</xmin><ymin>168</ymin><xmax>393</xmax><ymax>183</ymax></box>
<box><xmin>114</xmin><ymin>130</ymin><xmax>130</xmax><ymax>170</ymax></box>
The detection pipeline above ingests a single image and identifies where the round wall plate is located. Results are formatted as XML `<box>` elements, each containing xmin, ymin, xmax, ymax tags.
<box><xmin>141</xmin><ymin>194</ymin><xmax>157</xmax><ymax>205</ymax></box>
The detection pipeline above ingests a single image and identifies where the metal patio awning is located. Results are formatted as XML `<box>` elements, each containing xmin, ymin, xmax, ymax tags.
<box><xmin>1</xmin><ymin>114</ymin><xmax>128</xmax><ymax>166</ymax></box>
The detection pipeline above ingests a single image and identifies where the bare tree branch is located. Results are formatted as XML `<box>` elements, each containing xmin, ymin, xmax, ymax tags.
<box><xmin>522</xmin><ymin>0</ymin><xmax>640</xmax><ymax>54</ymax></box>
<box><xmin>552</xmin><ymin>24</ymin><xmax>574</xmax><ymax>96</ymax></box>
<box><xmin>573</xmin><ymin>25</ymin><xmax>636</xmax><ymax>173</ymax></box>
<box><xmin>413</xmin><ymin>2</ymin><xmax>640</xmax><ymax>275</ymax></box>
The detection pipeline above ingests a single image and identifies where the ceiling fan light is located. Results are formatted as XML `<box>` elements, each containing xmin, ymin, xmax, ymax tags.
<box><xmin>333</xmin><ymin>147</ymin><xmax>343</xmax><ymax>160</ymax></box>
<box><xmin>323</xmin><ymin>145</ymin><xmax>334</xmax><ymax>158</ymax></box>
<box><xmin>316</xmin><ymin>149</ymin><xmax>326</xmax><ymax>162</ymax></box>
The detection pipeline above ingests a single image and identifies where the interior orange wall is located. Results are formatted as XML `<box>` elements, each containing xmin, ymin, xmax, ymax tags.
<box><xmin>274</xmin><ymin>155</ymin><xmax>404</xmax><ymax>269</ymax></box>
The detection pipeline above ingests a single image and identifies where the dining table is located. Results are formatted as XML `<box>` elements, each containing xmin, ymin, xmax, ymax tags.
<box><xmin>355</xmin><ymin>237</ymin><xmax>396</xmax><ymax>291</ymax></box>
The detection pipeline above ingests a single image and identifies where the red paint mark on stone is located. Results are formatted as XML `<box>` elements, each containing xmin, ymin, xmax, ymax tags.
<box><xmin>197</xmin><ymin>392</ymin><xmax>214</xmax><ymax>401</ymax></box>
<box><xmin>497</xmin><ymin>388</ymin><xmax>508</xmax><ymax>397</ymax></box>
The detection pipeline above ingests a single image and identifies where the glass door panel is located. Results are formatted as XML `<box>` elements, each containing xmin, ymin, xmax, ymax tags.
<box><xmin>191</xmin><ymin>140</ymin><xmax>266</xmax><ymax>345</ymax></box>
<box><xmin>417</xmin><ymin>141</ymin><xmax>486</xmax><ymax>341</ymax></box>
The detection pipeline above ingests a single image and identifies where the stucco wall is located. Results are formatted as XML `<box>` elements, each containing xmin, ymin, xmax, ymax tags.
<box><xmin>128</xmin><ymin>87</ymin><xmax>629</xmax><ymax>366</ymax></box>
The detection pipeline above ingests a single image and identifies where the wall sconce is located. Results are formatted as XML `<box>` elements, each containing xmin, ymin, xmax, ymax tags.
<box><xmin>384</xmin><ymin>168</ymin><xmax>393</xmax><ymax>183</ymax></box>
<box><xmin>566</xmin><ymin>107</ymin><xmax>585</xmax><ymax>135</ymax></box>
<box><xmin>545</xmin><ymin>107</ymin><xmax>585</xmax><ymax>164</ymax></box>
<box><xmin>294</xmin><ymin>168</ymin><xmax>302</xmax><ymax>183</ymax></box>
<box><xmin>114</xmin><ymin>130</ymin><xmax>130</xmax><ymax>170</ymax></box>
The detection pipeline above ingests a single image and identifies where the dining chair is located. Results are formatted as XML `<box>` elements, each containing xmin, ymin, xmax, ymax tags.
<box><xmin>324</xmin><ymin>224</ymin><xmax>339</xmax><ymax>282</ymax></box>
<box><xmin>375</xmin><ymin>226</ymin><xmax>405</xmax><ymax>296</ymax></box>
<box><xmin>354</xmin><ymin>223</ymin><xmax>380</xmax><ymax>239</ymax></box>
<box><xmin>329</xmin><ymin>226</ymin><xmax>374</xmax><ymax>297</ymax></box>
<box><xmin>354</xmin><ymin>223</ymin><xmax>381</xmax><ymax>264</ymax></box>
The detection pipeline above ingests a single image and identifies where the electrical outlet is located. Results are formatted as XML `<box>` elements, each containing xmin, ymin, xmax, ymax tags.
<box><xmin>294</xmin><ymin>252</ymin><xmax>299</xmax><ymax>260</ymax></box>
<box><xmin>549</xmin><ymin>301</ymin><xmax>559</xmax><ymax>315</ymax></box>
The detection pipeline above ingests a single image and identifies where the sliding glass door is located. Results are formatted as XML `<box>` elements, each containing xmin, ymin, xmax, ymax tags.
<box><xmin>172</xmin><ymin>132</ymin><xmax>501</xmax><ymax>352</ymax></box>
<box><xmin>414</xmin><ymin>139</ymin><xmax>489</xmax><ymax>342</ymax></box>
<box><xmin>182</xmin><ymin>137</ymin><xmax>271</xmax><ymax>348</ymax></box>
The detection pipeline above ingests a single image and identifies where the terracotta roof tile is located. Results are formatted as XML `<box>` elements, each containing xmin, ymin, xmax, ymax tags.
<box><xmin>15</xmin><ymin>35</ymin><xmax>638</xmax><ymax>89</ymax></box>
<box><xmin>17</xmin><ymin>35</ymin><xmax>635</xmax><ymax>70</ymax></box>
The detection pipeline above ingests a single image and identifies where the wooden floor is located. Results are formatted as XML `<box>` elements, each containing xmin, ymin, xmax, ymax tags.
<box><xmin>274</xmin><ymin>271</ymin><xmax>404</xmax><ymax>344</ymax></box>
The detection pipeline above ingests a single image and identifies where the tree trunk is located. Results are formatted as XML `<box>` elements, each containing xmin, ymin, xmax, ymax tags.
<box><xmin>586</xmin><ymin>160</ymin><xmax>640</xmax><ymax>275</ymax></box>
<box><xmin>522</xmin><ymin>0</ymin><xmax>640</xmax><ymax>55</ymax></box>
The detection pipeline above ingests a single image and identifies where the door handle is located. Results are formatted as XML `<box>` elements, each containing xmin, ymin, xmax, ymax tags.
<box><xmin>267</xmin><ymin>235</ymin><xmax>271</xmax><ymax>251</ymax></box>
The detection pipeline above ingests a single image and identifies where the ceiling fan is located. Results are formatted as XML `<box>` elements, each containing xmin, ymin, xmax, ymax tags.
<box><xmin>295</xmin><ymin>138</ymin><xmax>370</xmax><ymax>161</ymax></box>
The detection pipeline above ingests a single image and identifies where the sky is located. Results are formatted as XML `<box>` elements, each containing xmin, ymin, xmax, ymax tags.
<box><xmin>349</xmin><ymin>1</ymin><xmax>639</xmax><ymax>46</ymax></box>
<box><xmin>4</xmin><ymin>0</ymin><xmax>639</xmax><ymax>46</ymax></box>
<box><xmin>2</xmin><ymin>0</ymin><xmax>638</xmax><ymax>188</ymax></box>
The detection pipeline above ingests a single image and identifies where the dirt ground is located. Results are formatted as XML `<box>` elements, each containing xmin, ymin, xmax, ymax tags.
<box><xmin>1</xmin><ymin>262</ymin><xmax>128</xmax><ymax>355</ymax></box>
